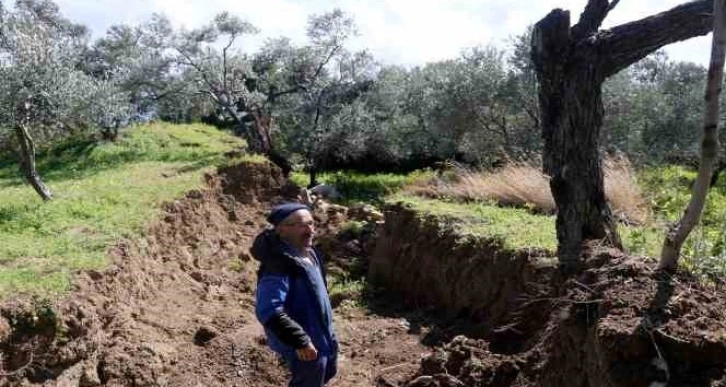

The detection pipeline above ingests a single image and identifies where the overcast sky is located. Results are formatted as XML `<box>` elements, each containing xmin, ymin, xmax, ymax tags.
<box><xmin>55</xmin><ymin>0</ymin><xmax>712</xmax><ymax>67</ymax></box>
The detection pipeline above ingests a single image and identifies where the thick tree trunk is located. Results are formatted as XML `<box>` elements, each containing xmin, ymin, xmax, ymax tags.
<box><xmin>308</xmin><ymin>163</ymin><xmax>319</xmax><ymax>189</ymax></box>
<box><xmin>545</xmin><ymin>70</ymin><xmax>622</xmax><ymax>266</ymax></box>
<box><xmin>228</xmin><ymin>105</ymin><xmax>292</xmax><ymax>177</ymax></box>
<box><xmin>15</xmin><ymin>124</ymin><xmax>52</xmax><ymax>201</ymax></box>
<box><xmin>532</xmin><ymin>0</ymin><xmax>713</xmax><ymax>268</ymax></box>
<box><xmin>533</xmin><ymin>9</ymin><xmax>621</xmax><ymax>268</ymax></box>
<box><xmin>659</xmin><ymin>0</ymin><xmax>726</xmax><ymax>270</ymax></box>
<box><xmin>250</xmin><ymin>108</ymin><xmax>293</xmax><ymax>177</ymax></box>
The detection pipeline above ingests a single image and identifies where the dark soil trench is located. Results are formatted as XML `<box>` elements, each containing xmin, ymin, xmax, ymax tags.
<box><xmin>1</xmin><ymin>161</ymin><xmax>726</xmax><ymax>387</ymax></box>
<box><xmin>0</xmin><ymin>161</ymin><xmax>433</xmax><ymax>387</ymax></box>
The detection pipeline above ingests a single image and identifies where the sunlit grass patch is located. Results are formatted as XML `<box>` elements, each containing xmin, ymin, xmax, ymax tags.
<box><xmin>0</xmin><ymin>123</ymin><xmax>245</xmax><ymax>299</ymax></box>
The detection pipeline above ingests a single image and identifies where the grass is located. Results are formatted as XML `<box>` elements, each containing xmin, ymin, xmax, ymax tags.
<box><xmin>327</xmin><ymin>254</ymin><xmax>369</xmax><ymax>309</ymax></box>
<box><xmin>389</xmin><ymin>194</ymin><xmax>666</xmax><ymax>260</ymax></box>
<box><xmin>0</xmin><ymin>122</ymin><xmax>246</xmax><ymax>299</ymax></box>
<box><xmin>288</xmin><ymin>160</ymin><xmax>722</xmax><ymax>279</ymax></box>
<box><xmin>389</xmin><ymin>194</ymin><xmax>557</xmax><ymax>251</ymax></box>
<box><xmin>638</xmin><ymin>165</ymin><xmax>726</xmax><ymax>276</ymax></box>
<box><xmin>6</xmin><ymin>120</ymin><xmax>721</xmax><ymax>300</ymax></box>
<box><xmin>290</xmin><ymin>170</ymin><xmax>433</xmax><ymax>205</ymax></box>
<box><xmin>284</xmin><ymin>162</ymin><xmax>658</xmax><ymax>257</ymax></box>
<box><xmin>389</xmin><ymin>160</ymin><xmax>726</xmax><ymax>278</ymax></box>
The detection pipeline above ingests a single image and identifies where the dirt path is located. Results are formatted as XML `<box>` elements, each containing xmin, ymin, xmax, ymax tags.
<box><xmin>0</xmin><ymin>161</ymin><xmax>428</xmax><ymax>387</ymax></box>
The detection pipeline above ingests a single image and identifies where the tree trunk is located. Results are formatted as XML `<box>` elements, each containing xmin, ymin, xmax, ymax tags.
<box><xmin>659</xmin><ymin>0</ymin><xmax>726</xmax><ymax>270</ymax></box>
<box><xmin>228</xmin><ymin>105</ymin><xmax>293</xmax><ymax>177</ymax></box>
<box><xmin>532</xmin><ymin>0</ymin><xmax>713</xmax><ymax>268</ymax></box>
<box><xmin>15</xmin><ymin>124</ymin><xmax>52</xmax><ymax>201</ymax></box>
<box><xmin>308</xmin><ymin>162</ymin><xmax>319</xmax><ymax>189</ymax></box>
<box><xmin>547</xmin><ymin>74</ymin><xmax>621</xmax><ymax>266</ymax></box>
<box><xmin>533</xmin><ymin>9</ymin><xmax>621</xmax><ymax>268</ymax></box>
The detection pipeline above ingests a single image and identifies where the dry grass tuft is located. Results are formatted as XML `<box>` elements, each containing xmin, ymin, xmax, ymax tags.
<box><xmin>603</xmin><ymin>157</ymin><xmax>651</xmax><ymax>225</ymax></box>
<box><xmin>404</xmin><ymin>157</ymin><xmax>651</xmax><ymax>225</ymax></box>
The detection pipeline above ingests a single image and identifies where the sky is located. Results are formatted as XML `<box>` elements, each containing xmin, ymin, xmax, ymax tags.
<box><xmin>55</xmin><ymin>0</ymin><xmax>713</xmax><ymax>67</ymax></box>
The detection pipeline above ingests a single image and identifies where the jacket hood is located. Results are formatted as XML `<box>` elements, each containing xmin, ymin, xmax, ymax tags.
<box><xmin>251</xmin><ymin>229</ymin><xmax>281</xmax><ymax>264</ymax></box>
<box><xmin>251</xmin><ymin>229</ymin><xmax>298</xmax><ymax>275</ymax></box>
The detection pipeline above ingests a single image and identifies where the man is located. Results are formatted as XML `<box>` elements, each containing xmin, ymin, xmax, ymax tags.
<box><xmin>252</xmin><ymin>203</ymin><xmax>338</xmax><ymax>386</ymax></box>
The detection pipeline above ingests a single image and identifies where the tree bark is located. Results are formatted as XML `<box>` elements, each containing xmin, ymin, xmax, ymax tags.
<box><xmin>15</xmin><ymin>124</ymin><xmax>52</xmax><ymax>201</ymax></box>
<box><xmin>308</xmin><ymin>164</ymin><xmax>319</xmax><ymax>189</ymax></box>
<box><xmin>659</xmin><ymin>0</ymin><xmax>726</xmax><ymax>270</ymax></box>
<box><xmin>226</xmin><ymin>103</ymin><xmax>293</xmax><ymax>177</ymax></box>
<box><xmin>247</xmin><ymin>107</ymin><xmax>292</xmax><ymax>177</ymax></box>
<box><xmin>532</xmin><ymin>0</ymin><xmax>713</xmax><ymax>268</ymax></box>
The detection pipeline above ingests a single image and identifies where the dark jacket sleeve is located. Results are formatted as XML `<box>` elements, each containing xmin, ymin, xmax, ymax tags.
<box><xmin>264</xmin><ymin>312</ymin><xmax>311</xmax><ymax>349</ymax></box>
<box><xmin>255</xmin><ymin>274</ymin><xmax>311</xmax><ymax>349</ymax></box>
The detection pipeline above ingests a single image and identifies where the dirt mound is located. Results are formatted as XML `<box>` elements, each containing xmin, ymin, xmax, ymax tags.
<box><xmin>0</xmin><ymin>160</ymin><xmax>430</xmax><ymax>387</ymax></box>
<box><xmin>0</xmin><ymin>160</ymin><xmax>292</xmax><ymax>386</ymax></box>
<box><xmin>406</xmin><ymin>336</ymin><xmax>520</xmax><ymax>387</ymax></box>
<box><xmin>218</xmin><ymin>160</ymin><xmax>299</xmax><ymax>205</ymax></box>
<box><xmin>372</xmin><ymin>203</ymin><xmax>726</xmax><ymax>387</ymax></box>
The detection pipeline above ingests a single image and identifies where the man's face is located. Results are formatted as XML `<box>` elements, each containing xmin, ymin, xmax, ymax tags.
<box><xmin>277</xmin><ymin>209</ymin><xmax>315</xmax><ymax>249</ymax></box>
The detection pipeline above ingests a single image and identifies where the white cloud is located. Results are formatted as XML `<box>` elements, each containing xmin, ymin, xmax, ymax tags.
<box><xmin>55</xmin><ymin>0</ymin><xmax>713</xmax><ymax>66</ymax></box>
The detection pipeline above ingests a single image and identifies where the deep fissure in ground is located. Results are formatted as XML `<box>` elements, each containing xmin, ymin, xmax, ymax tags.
<box><xmin>1</xmin><ymin>161</ymin><xmax>726</xmax><ymax>387</ymax></box>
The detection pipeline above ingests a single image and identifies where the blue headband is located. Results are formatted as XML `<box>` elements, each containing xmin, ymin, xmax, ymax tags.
<box><xmin>267</xmin><ymin>203</ymin><xmax>309</xmax><ymax>226</ymax></box>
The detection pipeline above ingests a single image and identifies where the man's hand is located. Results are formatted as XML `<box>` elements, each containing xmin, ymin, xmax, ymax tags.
<box><xmin>296</xmin><ymin>342</ymin><xmax>318</xmax><ymax>361</ymax></box>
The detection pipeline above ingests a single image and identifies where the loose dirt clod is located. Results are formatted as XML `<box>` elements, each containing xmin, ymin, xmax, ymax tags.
<box><xmin>194</xmin><ymin>326</ymin><xmax>219</xmax><ymax>345</ymax></box>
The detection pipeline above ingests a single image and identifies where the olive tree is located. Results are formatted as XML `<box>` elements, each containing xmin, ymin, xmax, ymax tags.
<box><xmin>532</xmin><ymin>0</ymin><xmax>713</xmax><ymax>268</ymax></box>
<box><xmin>0</xmin><ymin>0</ymin><xmax>131</xmax><ymax>200</ymax></box>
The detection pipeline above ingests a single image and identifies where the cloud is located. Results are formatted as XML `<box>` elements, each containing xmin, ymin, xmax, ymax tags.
<box><xmin>55</xmin><ymin>0</ymin><xmax>712</xmax><ymax>66</ymax></box>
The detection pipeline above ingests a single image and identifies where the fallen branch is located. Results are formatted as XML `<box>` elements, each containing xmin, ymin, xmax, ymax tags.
<box><xmin>377</xmin><ymin>362</ymin><xmax>410</xmax><ymax>374</ymax></box>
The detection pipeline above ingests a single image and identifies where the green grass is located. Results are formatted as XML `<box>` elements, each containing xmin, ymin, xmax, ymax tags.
<box><xmin>291</xmin><ymin>169</ymin><xmax>434</xmax><ymax>204</ymax></box>
<box><xmin>389</xmin><ymin>194</ymin><xmax>558</xmax><ymax>251</ymax></box>
<box><xmin>389</xmin><ymin>164</ymin><xmax>726</xmax><ymax>277</ymax></box>
<box><xmin>638</xmin><ymin>165</ymin><xmax>726</xmax><ymax>275</ymax></box>
<box><xmin>0</xmin><ymin>122</ymin><xmax>245</xmax><ymax>299</ymax></box>
<box><xmin>387</xmin><ymin>194</ymin><xmax>670</xmax><ymax>263</ymax></box>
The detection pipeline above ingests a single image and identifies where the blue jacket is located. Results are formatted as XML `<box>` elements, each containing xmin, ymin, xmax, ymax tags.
<box><xmin>252</xmin><ymin>230</ymin><xmax>337</xmax><ymax>358</ymax></box>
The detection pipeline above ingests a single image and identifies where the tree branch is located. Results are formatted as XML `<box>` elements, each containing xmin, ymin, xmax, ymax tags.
<box><xmin>313</xmin><ymin>44</ymin><xmax>342</xmax><ymax>82</ymax></box>
<box><xmin>222</xmin><ymin>33</ymin><xmax>236</xmax><ymax>93</ymax></box>
<box><xmin>175</xmin><ymin>47</ymin><xmax>222</xmax><ymax>100</ymax></box>
<box><xmin>571</xmin><ymin>0</ymin><xmax>618</xmax><ymax>40</ymax></box>
<box><xmin>269</xmin><ymin>85</ymin><xmax>304</xmax><ymax>102</ymax></box>
<box><xmin>598</xmin><ymin>0</ymin><xmax>713</xmax><ymax>78</ymax></box>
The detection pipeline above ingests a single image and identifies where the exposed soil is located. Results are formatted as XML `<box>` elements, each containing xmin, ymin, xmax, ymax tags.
<box><xmin>373</xmin><ymin>203</ymin><xmax>726</xmax><ymax>386</ymax></box>
<box><xmin>369</xmin><ymin>203</ymin><xmax>553</xmax><ymax>334</ymax></box>
<box><xmin>3</xmin><ymin>161</ymin><xmax>726</xmax><ymax>387</ymax></box>
<box><xmin>0</xmin><ymin>161</ymin><xmax>428</xmax><ymax>387</ymax></box>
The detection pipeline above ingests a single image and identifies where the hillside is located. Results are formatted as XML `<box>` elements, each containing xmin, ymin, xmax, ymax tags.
<box><xmin>0</xmin><ymin>123</ymin><xmax>725</xmax><ymax>386</ymax></box>
<box><xmin>0</xmin><ymin>123</ymin><xmax>247</xmax><ymax>297</ymax></box>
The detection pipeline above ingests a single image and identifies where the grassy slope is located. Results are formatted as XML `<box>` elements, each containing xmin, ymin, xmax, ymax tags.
<box><xmin>3</xmin><ymin>125</ymin><xmax>720</xmax><ymax>299</ymax></box>
<box><xmin>293</xmin><ymin>169</ymin><xmax>661</xmax><ymax>257</ymax></box>
<box><xmin>390</xmin><ymin>194</ymin><xmax>665</xmax><ymax>258</ymax></box>
<box><xmin>389</xmin><ymin>194</ymin><xmax>558</xmax><ymax>252</ymax></box>
<box><xmin>0</xmin><ymin>123</ymin><xmax>245</xmax><ymax>298</ymax></box>
<box><xmin>383</xmin><ymin>165</ymin><xmax>726</xmax><ymax>277</ymax></box>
